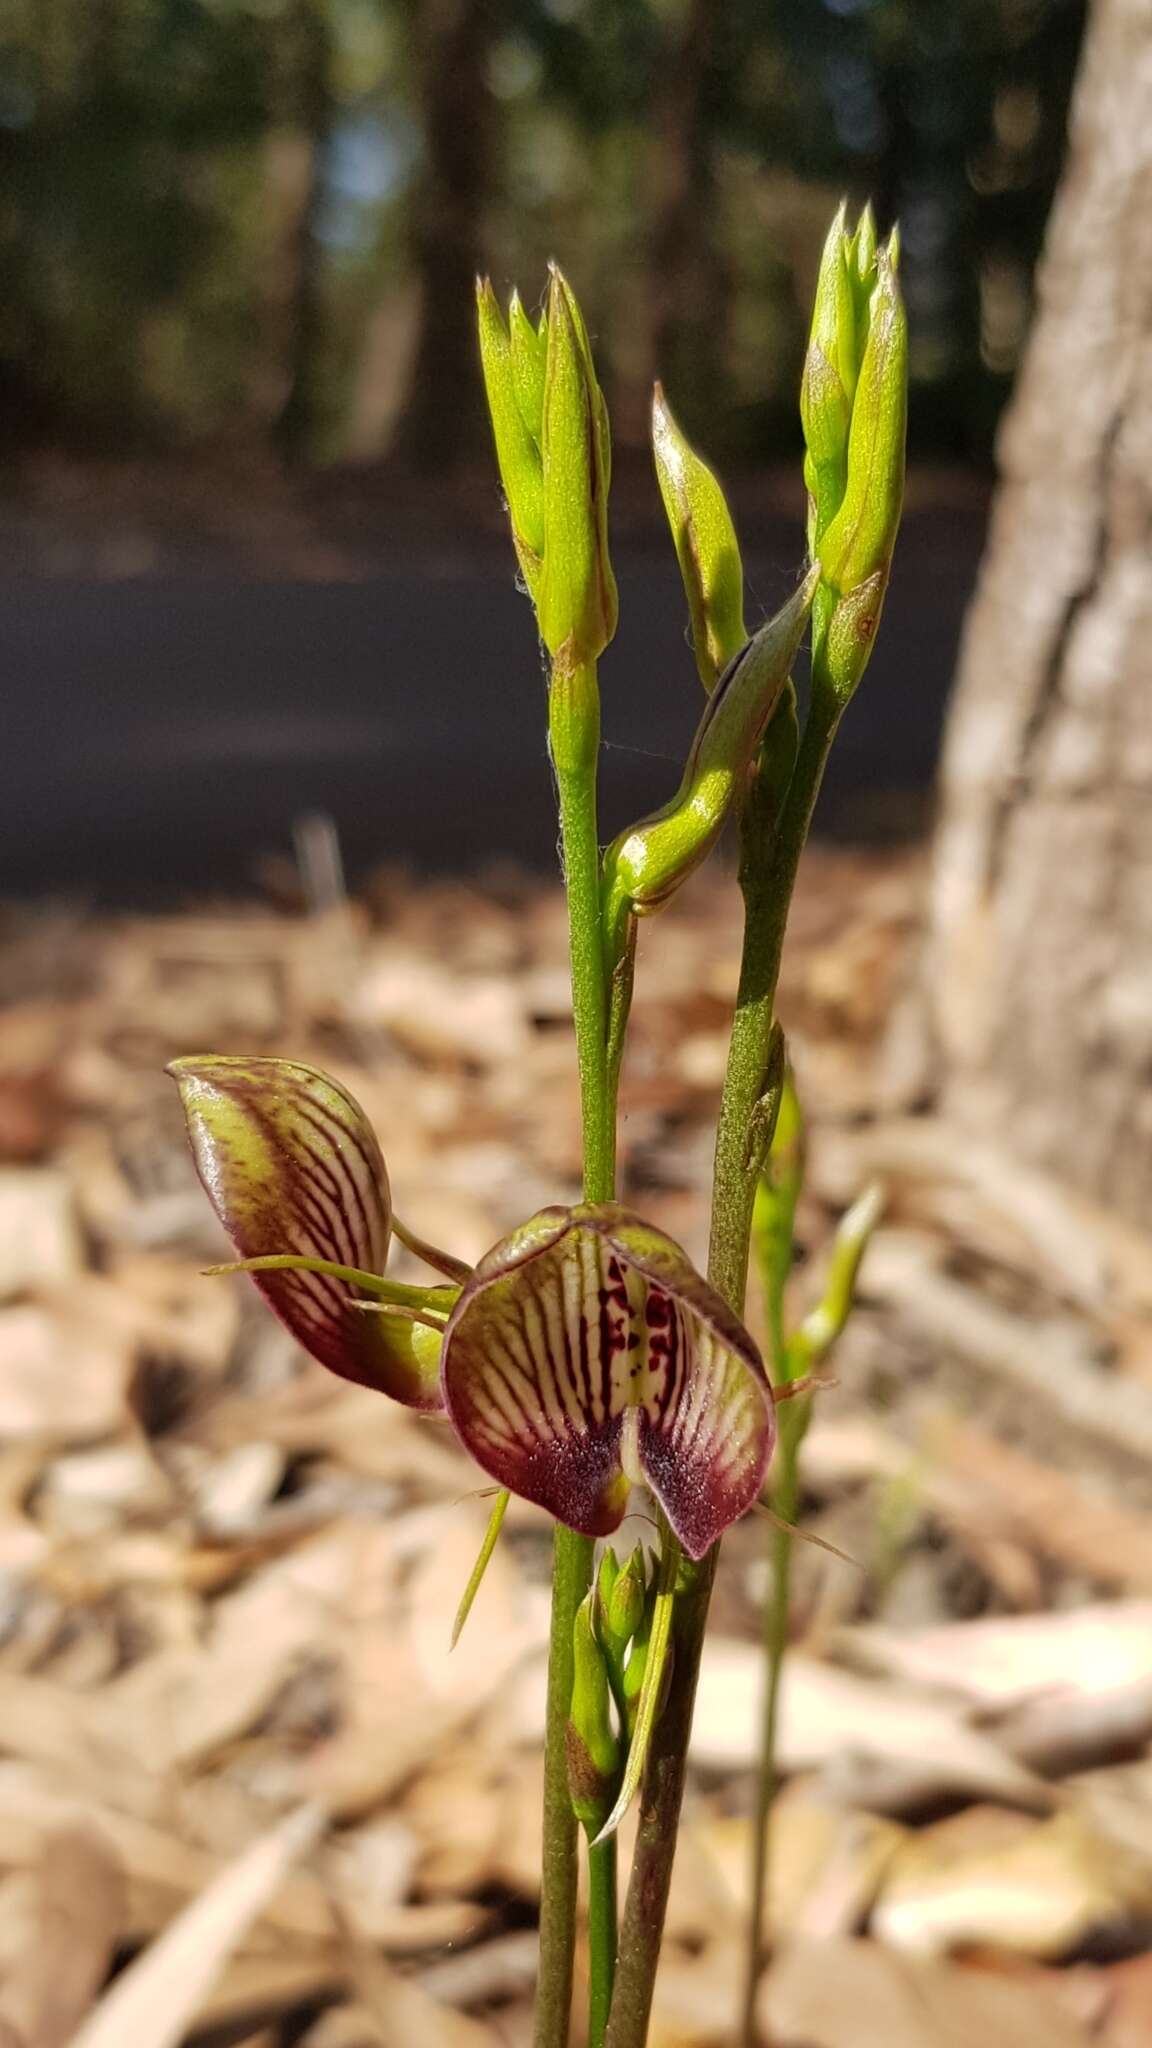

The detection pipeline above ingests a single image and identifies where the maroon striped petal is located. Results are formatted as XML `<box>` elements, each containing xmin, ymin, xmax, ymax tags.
<box><xmin>440</xmin><ymin>1204</ymin><xmax>773</xmax><ymax>1558</ymax></box>
<box><xmin>169</xmin><ymin>1055</ymin><xmax>441</xmax><ymax>1409</ymax></box>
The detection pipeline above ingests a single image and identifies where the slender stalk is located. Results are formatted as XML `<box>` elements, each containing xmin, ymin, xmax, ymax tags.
<box><xmin>537</xmin><ymin>1522</ymin><xmax>595</xmax><ymax>2048</ymax></box>
<box><xmin>739</xmin><ymin>1421</ymin><xmax>800</xmax><ymax>2047</ymax></box>
<box><xmin>536</xmin><ymin>654</ymin><xmax>617</xmax><ymax>2048</ymax></box>
<box><xmin>586</xmin><ymin>1840</ymin><xmax>618</xmax><ymax>2048</ymax></box>
<box><xmin>604</xmin><ymin>693</ymin><xmax>840</xmax><ymax>2048</ymax></box>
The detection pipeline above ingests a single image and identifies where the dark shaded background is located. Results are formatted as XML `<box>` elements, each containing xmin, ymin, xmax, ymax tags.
<box><xmin>0</xmin><ymin>0</ymin><xmax>1086</xmax><ymax>900</ymax></box>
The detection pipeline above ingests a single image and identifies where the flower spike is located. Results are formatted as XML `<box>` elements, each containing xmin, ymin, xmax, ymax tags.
<box><xmin>440</xmin><ymin>1203</ymin><xmax>774</xmax><ymax>1560</ymax></box>
<box><xmin>168</xmin><ymin>1055</ymin><xmax>446</xmax><ymax>1409</ymax></box>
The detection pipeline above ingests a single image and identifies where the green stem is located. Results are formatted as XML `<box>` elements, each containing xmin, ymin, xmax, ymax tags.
<box><xmin>537</xmin><ymin>1522</ymin><xmax>595</xmax><ymax>2048</ymax></box>
<box><xmin>604</xmin><ymin>693</ymin><xmax>840</xmax><ymax>2048</ymax></box>
<box><xmin>739</xmin><ymin>1434</ymin><xmax>799</xmax><ymax>2048</ymax></box>
<box><xmin>586</xmin><ymin>1839</ymin><xmax>618</xmax><ymax>2048</ymax></box>
<box><xmin>536</xmin><ymin>655</ymin><xmax>617</xmax><ymax>2048</ymax></box>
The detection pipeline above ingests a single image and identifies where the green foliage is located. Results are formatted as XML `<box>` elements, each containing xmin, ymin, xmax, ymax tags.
<box><xmin>0</xmin><ymin>0</ymin><xmax>1084</xmax><ymax>458</ymax></box>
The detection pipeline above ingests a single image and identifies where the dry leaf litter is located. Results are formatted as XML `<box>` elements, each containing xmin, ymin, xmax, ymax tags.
<box><xmin>1</xmin><ymin>849</ymin><xmax>1151</xmax><ymax>2047</ymax></box>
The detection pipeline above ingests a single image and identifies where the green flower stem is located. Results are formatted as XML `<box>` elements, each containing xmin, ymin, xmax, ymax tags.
<box><xmin>604</xmin><ymin>692</ymin><xmax>840</xmax><ymax>2048</ymax></box>
<box><xmin>538</xmin><ymin>1523</ymin><xmax>595</xmax><ymax>2048</ymax></box>
<box><xmin>552</xmin><ymin>656</ymin><xmax>616</xmax><ymax>1202</ymax></box>
<box><xmin>536</xmin><ymin>654</ymin><xmax>616</xmax><ymax>2048</ymax></box>
<box><xmin>739</xmin><ymin>1409</ymin><xmax>802</xmax><ymax>2048</ymax></box>
<box><xmin>586</xmin><ymin>1839</ymin><xmax>618</xmax><ymax>2048</ymax></box>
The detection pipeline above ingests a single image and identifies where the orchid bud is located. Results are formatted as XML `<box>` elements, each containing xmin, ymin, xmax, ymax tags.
<box><xmin>479</xmin><ymin>266</ymin><xmax>617</xmax><ymax>677</ymax></box>
<box><xmin>441</xmin><ymin>1203</ymin><xmax>774</xmax><ymax>1561</ymax></box>
<box><xmin>800</xmin><ymin>203</ymin><xmax>856</xmax><ymax>551</ymax></box>
<box><xmin>793</xmin><ymin>1181</ymin><xmax>884</xmax><ymax>1371</ymax></box>
<box><xmin>567</xmin><ymin>1589</ymin><xmax>622</xmax><ymax>1835</ymax></box>
<box><xmin>802</xmin><ymin>209</ymin><xmax>907</xmax><ymax>706</ymax></box>
<box><xmin>601</xmin><ymin>565</ymin><xmax>818</xmax><ymax>962</ymax></box>
<box><xmin>508</xmin><ymin>288</ymin><xmax>546</xmax><ymax>445</ymax></box>
<box><xmin>168</xmin><ymin>1055</ymin><xmax>448</xmax><ymax>1410</ymax></box>
<box><xmin>652</xmin><ymin>383</ymin><xmax>746</xmax><ymax>691</ymax></box>
<box><xmin>620</xmin><ymin>1593</ymin><xmax>655</xmax><ymax>1739</ymax></box>
<box><xmin>476</xmin><ymin>279</ymin><xmax>544</xmax><ymax>594</ymax></box>
<box><xmin>538</xmin><ymin>265</ymin><xmax>618</xmax><ymax>671</ymax></box>
<box><xmin>604</xmin><ymin>1545</ymin><xmax>647</xmax><ymax>1654</ymax></box>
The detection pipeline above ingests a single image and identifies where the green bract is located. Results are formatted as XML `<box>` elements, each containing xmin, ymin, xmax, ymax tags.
<box><xmin>440</xmin><ymin>1203</ymin><xmax>774</xmax><ymax>1561</ymax></box>
<box><xmin>801</xmin><ymin>207</ymin><xmax>907</xmax><ymax>704</ymax></box>
<box><xmin>601</xmin><ymin>565</ymin><xmax>819</xmax><ymax>956</ymax></box>
<box><xmin>567</xmin><ymin>1589</ymin><xmax>622</xmax><ymax>1834</ymax></box>
<box><xmin>477</xmin><ymin>265</ymin><xmax>617</xmax><ymax>671</ymax></box>
<box><xmin>168</xmin><ymin>1055</ymin><xmax>450</xmax><ymax>1410</ymax></box>
<box><xmin>652</xmin><ymin>383</ymin><xmax>746</xmax><ymax>691</ymax></box>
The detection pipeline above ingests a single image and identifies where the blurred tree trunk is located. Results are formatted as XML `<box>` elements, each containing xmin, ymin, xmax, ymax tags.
<box><xmin>394</xmin><ymin>0</ymin><xmax>500</xmax><ymax>469</ymax></box>
<box><xmin>634</xmin><ymin>0</ymin><xmax>731</xmax><ymax>441</ymax></box>
<box><xmin>275</xmin><ymin>0</ymin><xmax>333</xmax><ymax>461</ymax></box>
<box><xmin>898</xmin><ymin>0</ymin><xmax>1152</xmax><ymax>1218</ymax></box>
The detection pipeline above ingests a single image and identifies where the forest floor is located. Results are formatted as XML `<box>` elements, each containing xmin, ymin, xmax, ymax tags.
<box><xmin>2</xmin><ymin>847</ymin><xmax>1152</xmax><ymax>2048</ymax></box>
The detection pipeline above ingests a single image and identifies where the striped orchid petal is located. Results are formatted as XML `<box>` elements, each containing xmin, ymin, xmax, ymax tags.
<box><xmin>441</xmin><ymin>1204</ymin><xmax>774</xmax><ymax>1559</ymax></box>
<box><xmin>168</xmin><ymin>1055</ymin><xmax>443</xmax><ymax>1410</ymax></box>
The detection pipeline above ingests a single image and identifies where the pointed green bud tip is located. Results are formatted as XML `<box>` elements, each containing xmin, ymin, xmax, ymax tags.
<box><xmin>807</xmin><ymin>220</ymin><xmax>907</xmax><ymax>701</ymax></box>
<box><xmin>507</xmin><ymin>287</ymin><xmax>547</xmax><ymax>448</ymax></box>
<box><xmin>853</xmin><ymin>202</ymin><xmax>878</xmax><ymax>289</ymax></box>
<box><xmin>802</xmin><ymin>202</ymin><xmax>907</xmax><ymax>623</ymax></box>
<box><xmin>477</xmin><ymin>275</ymin><xmax>545</xmax><ymax>582</ymax></box>
<box><xmin>537</xmin><ymin>264</ymin><xmax>617</xmax><ymax>668</ymax></box>
<box><xmin>167</xmin><ymin>1054</ymin><xmax>442</xmax><ymax>1410</ymax></box>
<box><xmin>440</xmin><ymin>1203</ymin><xmax>774</xmax><ymax>1560</ymax></box>
<box><xmin>602</xmin><ymin>563</ymin><xmax>818</xmax><ymax>941</ymax></box>
<box><xmin>596</xmin><ymin>1546</ymin><xmax>620</xmax><ymax>1617</ymax></box>
<box><xmin>604</xmin><ymin>1545</ymin><xmax>647</xmax><ymax>1651</ymax></box>
<box><xmin>651</xmin><ymin>382</ymin><xmax>746</xmax><ymax>690</ymax></box>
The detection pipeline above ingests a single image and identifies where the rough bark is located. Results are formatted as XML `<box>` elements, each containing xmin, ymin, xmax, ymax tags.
<box><xmin>901</xmin><ymin>0</ymin><xmax>1152</xmax><ymax>1220</ymax></box>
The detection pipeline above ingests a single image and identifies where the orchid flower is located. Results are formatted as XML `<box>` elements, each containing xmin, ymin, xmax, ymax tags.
<box><xmin>171</xmin><ymin>1058</ymin><xmax>774</xmax><ymax>1560</ymax></box>
<box><xmin>168</xmin><ymin>1055</ymin><xmax>456</xmax><ymax>1411</ymax></box>
<box><xmin>441</xmin><ymin>1202</ymin><xmax>775</xmax><ymax>1560</ymax></box>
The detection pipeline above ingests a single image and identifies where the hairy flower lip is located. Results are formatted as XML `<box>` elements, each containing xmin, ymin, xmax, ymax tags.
<box><xmin>440</xmin><ymin>1202</ymin><xmax>775</xmax><ymax>1560</ymax></box>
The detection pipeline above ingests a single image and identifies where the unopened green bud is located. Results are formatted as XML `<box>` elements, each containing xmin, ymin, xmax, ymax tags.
<box><xmin>801</xmin><ymin>204</ymin><xmax>855</xmax><ymax>555</ymax></box>
<box><xmin>596</xmin><ymin>1546</ymin><xmax>620</xmax><ymax>1618</ymax></box>
<box><xmin>802</xmin><ymin>209</ymin><xmax>907</xmax><ymax>707</ymax></box>
<box><xmin>604</xmin><ymin>1545</ymin><xmax>647</xmax><ymax>1653</ymax></box>
<box><xmin>601</xmin><ymin>566</ymin><xmax>818</xmax><ymax>957</ymax></box>
<box><xmin>538</xmin><ymin>265</ymin><xmax>618</xmax><ymax>669</ymax></box>
<box><xmin>793</xmin><ymin>1180</ymin><xmax>884</xmax><ymax>1370</ymax></box>
<box><xmin>620</xmin><ymin>1586</ymin><xmax>672</xmax><ymax>1740</ymax></box>
<box><xmin>652</xmin><ymin>383</ymin><xmax>746</xmax><ymax>691</ymax></box>
<box><xmin>567</xmin><ymin>1590</ymin><xmax>621</xmax><ymax>1834</ymax></box>
<box><xmin>508</xmin><ymin>289</ymin><xmax>546</xmax><ymax>446</ymax></box>
<box><xmin>476</xmin><ymin>279</ymin><xmax>544</xmax><ymax>589</ymax></box>
<box><xmin>820</xmin><ymin>251</ymin><xmax>906</xmax><ymax>605</ymax></box>
<box><xmin>850</xmin><ymin>202</ymin><xmax>878</xmax><ymax>308</ymax></box>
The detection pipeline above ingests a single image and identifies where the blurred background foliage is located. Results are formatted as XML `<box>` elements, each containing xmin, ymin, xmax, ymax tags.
<box><xmin>0</xmin><ymin>0</ymin><xmax>1085</xmax><ymax>474</ymax></box>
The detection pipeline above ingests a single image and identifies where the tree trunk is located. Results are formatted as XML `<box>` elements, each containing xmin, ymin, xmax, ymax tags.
<box><xmin>275</xmin><ymin>0</ymin><xmax>334</xmax><ymax>462</ymax></box>
<box><xmin>902</xmin><ymin>0</ymin><xmax>1152</xmax><ymax>1220</ymax></box>
<box><xmin>641</xmin><ymin>0</ymin><xmax>731</xmax><ymax>443</ymax></box>
<box><xmin>393</xmin><ymin>0</ymin><xmax>500</xmax><ymax>470</ymax></box>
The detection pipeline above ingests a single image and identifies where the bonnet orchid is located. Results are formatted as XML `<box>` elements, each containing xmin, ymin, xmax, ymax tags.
<box><xmin>441</xmin><ymin>1202</ymin><xmax>775</xmax><ymax>1561</ymax></box>
<box><xmin>168</xmin><ymin>1055</ymin><xmax>456</xmax><ymax>1411</ymax></box>
<box><xmin>170</xmin><ymin>1057</ymin><xmax>773</xmax><ymax>1560</ymax></box>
